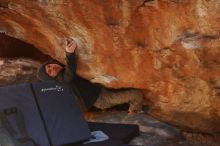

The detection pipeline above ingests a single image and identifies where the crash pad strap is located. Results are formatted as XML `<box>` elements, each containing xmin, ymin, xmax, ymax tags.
<box><xmin>0</xmin><ymin>107</ymin><xmax>38</xmax><ymax>145</ymax></box>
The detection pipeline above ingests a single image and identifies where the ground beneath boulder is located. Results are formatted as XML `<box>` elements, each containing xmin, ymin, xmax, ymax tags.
<box><xmin>87</xmin><ymin>111</ymin><xmax>213</xmax><ymax>146</ymax></box>
<box><xmin>0</xmin><ymin>57</ymin><xmax>217</xmax><ymax>146</ymax></box>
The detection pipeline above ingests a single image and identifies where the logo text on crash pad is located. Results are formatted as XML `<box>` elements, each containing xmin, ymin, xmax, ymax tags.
<box><xmin>41</xmin><ymin>85</ymin><xmax>64</xmax><ymax>92</ymax></box>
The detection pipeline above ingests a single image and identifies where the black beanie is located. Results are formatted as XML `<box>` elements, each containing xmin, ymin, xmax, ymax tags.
<box><xmin>37</xmin><ymin>61</ymin><xmax>54</xmax><ymax>81</ymax></box>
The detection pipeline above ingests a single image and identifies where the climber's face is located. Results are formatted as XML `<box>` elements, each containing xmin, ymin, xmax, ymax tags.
<box><xmin>45</xmin><ymin>63</ymin><xmax>63</xmax><ymax>78</ymax></box>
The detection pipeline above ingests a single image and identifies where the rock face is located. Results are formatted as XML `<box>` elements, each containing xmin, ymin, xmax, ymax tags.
<box><xmin>0</xmin><ymin>57</ymin><xmax>41</xmax><ymax>86</ymax></box>
<box><xmin>1</xmin><ymin>0</ymin><xmax>220</xmax><ymax>135</ymax></box>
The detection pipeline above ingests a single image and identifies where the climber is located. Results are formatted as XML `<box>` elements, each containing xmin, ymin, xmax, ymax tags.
<box><xmin>37</xmin><ymin>38</ymin><xmax>144</xmax><ymax>115</ymax></box>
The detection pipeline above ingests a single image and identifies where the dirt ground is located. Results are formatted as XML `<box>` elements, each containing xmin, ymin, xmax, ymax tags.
<box><xmin>0</xmin><ymin>57</ymin><xmax>217</xmax><ymax>146</ymax></box>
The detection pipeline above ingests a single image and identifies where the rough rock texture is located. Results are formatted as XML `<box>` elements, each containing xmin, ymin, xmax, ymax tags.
<box><xmin>0</xmin><ymin>57</ymin><xmax>40</xmax><ymax>86</ymax></box>
<box><xmin>1</xmin><ymin>0</ymin><xmax>220</xmax><ymax>136</ymax></box>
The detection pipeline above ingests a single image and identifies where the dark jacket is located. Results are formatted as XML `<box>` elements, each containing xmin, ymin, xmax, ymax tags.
<box><xmin>38</xmin><ymin>52</ymin><xmax>102</xmax><ymax>110</ymax></box>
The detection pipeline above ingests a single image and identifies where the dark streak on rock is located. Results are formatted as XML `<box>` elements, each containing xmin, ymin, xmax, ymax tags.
<box><xmin>137</xmin><ymin>42</ymin><xmax>147</xmax><ymax>49</ymax></box>
<box><xmin>0</xmin><ymin>2</ymin><xmax>9</xmax><ymax>9</ymax></box>
<box><xmin>144</xmin><ymin>0</ymin><xmax>155</xmax><ymax>3</ymax></box>
<box><xmin>203</xmin><ymin>35</ymin><xmax>218</xmax><ymax>40</ymax></box>
<box><xmin>106</xmin><ymin>21</ymin><xmax>119</xmax><ymax>27</ymax></box>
